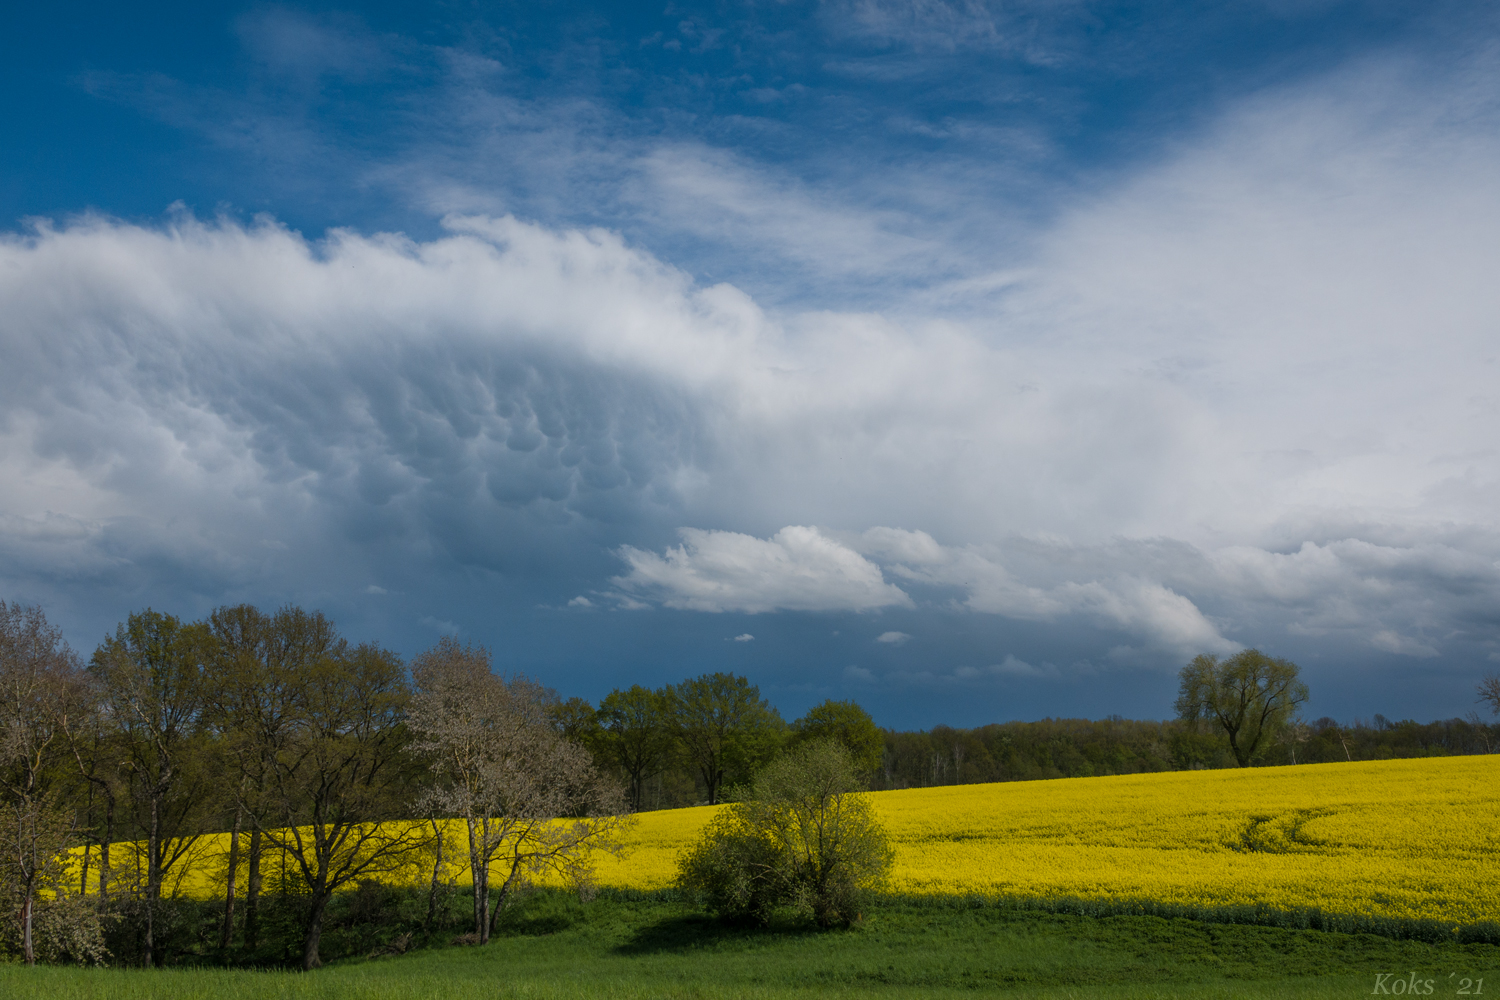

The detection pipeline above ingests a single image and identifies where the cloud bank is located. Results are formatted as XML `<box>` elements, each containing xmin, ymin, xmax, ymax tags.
<box><xmin>3</xmin><ymin>38</ymin><xmax>1500</xmax><ymax>722</ymax></box>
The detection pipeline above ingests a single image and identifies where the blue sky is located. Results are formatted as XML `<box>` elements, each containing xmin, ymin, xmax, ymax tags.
<box><xmin>3</xmin><ymin>1</ymin><xmax>1499</xmax><ymax>729</ymax></box>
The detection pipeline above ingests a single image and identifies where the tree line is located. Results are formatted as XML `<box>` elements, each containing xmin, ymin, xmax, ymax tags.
<box><xmin>0</xmin><ymin>601</ymin><xmax>880</xmax><ymax>969</ymax></box>
<box><xmin>873</xmin><ymin>650</ymin><xmax>1497</xmax><ymax>789</ymax></box>
<box><xmin>0</xmin><ymin>602</ymin><xmax>636</xmax><ymax>969</ymax></box>
<box><xmin>3</xmin><ymin>602</ymin><xmax>1497</xmax><ymax>969</ymax></box>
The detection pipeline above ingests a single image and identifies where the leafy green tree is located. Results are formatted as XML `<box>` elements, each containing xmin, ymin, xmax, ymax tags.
<box><xmin>677</xmin><ymin>739</ymin><xmax>892</xmax><ymax>926</ymax></box>
<box><xmin>791</xmin><ymin>700</ymin><xmax>883</xmax><ymax>779</ymax></box>
<box><xmin>1174</xmin><ymin>649</ymin><xmax>1309</xmax><ymax>767</ymax></box>
<box><xmin>90</xmin><ymin>609</ymin><xmax>216</xmax><ymax>966</ymax></box>
<box><xmin>254</xmin><ymin>637</ymin><xmax>427</xmax><ymax>969</ymax></box>
<box><xmin>202</xmin><ymin>603</ymin><xmax>303</xmax><ymax>950</ymax></box>
<box><xmin>62</xmin><ymin>688</ymin><xmax>123</xmax><ymax>903</ymax></box>
<box><xmin>669</xmin><ymin>673</ymin><xmax>785</xmax><ymax>805</ymax></box>
<box><xmin>550</xmin><ymin>696</ymin><xmax>602</xmax><ymax>750</ymax></box>
<box><xmin>595</xmin><ymin>685</ymin><xmax>675</xmax><ymax>812</ymax></box>
<box><xmin>201</xmin><ymin>604</ymin><xmax>347</xmax><ymax>952</ymax></box>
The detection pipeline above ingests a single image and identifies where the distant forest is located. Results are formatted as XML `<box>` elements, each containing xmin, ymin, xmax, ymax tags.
<box><xmin>864</xmin><ymin>714</ymin><xmax>1497</xmax><ymax>793</ymax></box>
<box><xmin>620</xmin><ymin>714</ymin><xmax>1500</xmax><ymax>809</ymax></box>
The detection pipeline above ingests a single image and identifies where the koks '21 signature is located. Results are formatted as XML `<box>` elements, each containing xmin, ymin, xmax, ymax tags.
<box><xmin>1370</xmin><ymin>973</ymin><xmax>1485</xmax><ymax>995</ymax></box>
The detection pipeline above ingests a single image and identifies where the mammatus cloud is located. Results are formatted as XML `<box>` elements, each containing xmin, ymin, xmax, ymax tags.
<box><xmin>2</xmin><ymin>46</ymin><xmax>1499</xmax><ymax>693</ymax></box>
<box><xmin>0</xmin><ymin>211</ymin><xmax>738</xmax><ymax>615</ymax></box>
<box><xmin>612</xmin><ymin>526</ymin><xmax>912</xmax><ymax>613</ymax></box>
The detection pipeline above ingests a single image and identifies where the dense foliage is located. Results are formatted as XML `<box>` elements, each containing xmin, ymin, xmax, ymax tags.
<box><xmin>868</xmin><ymin>713</ymin><xmax>1498</xmax><ymax>790</ymax></box>
<box><xmin>677</xmin><ymin>740</ymin><xmax>891</xmax><ymax>927</ymax></box>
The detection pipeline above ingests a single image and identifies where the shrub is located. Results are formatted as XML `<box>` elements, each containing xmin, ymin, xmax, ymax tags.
<box><xmin>677</xmin><ymin>739</ymin><xmax>892</xmax><ymax>927</ymax></box>
<box><xmin>31</xmin><ymin>894</ymin><xmax>111</xmax><ymax>967</ymax></box>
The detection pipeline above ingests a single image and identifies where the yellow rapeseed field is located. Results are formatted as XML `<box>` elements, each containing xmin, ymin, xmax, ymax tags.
<box><xmin>104</xmin><ymin>756</ymin><xmax>1499</xmax><ymax>926</ymax></box>
<box><xmin>587</xmin><ymin>756</ymin><xmax>1500</xmax><ymax>925</ymax></box>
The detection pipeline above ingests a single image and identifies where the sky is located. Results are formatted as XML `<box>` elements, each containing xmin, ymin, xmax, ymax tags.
<box><xmin>2</xmin><ymin>0</ymin><xmax>1499</xmax><ymax>729</ymax></box>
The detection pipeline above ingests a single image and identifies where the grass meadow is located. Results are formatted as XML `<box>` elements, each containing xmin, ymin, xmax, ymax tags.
<box><xmin>6</xmin><ymin>892</ymin><xmax>1500</xmax><ymax>1000</ymax></box>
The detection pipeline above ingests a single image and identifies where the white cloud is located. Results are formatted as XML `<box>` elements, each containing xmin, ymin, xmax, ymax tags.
<box><xmin>567</xmin><ymin>596</ymin><xmax>594</xmax><ymax>608</ymax></box>
<box><xmin>613</xmin><ymin>522</ymin><xmax>1236</xmax><ymax>658</ymax></box>
<box><xmin>1370</xmin><ymin>630</ymin><xmax>1439</xmax><ymax>658</ymax></box>
<box><xmin>613</xmin><ymin>526</ymin><xmax>912</xmax><ymax>613</ymax></box>
<box><xmin>844</xmin><ymin>664</ymin><xmax>875</xmax><ymax>682</ymax></box>
<box><xmin>987</xmin><ymin>654</ymin><xmax>1054</xmax><ymax>678</ymax></box>
<box><xmin>865</xmin><ymin>534</ymin><xmax>1239</xmax><ymax>657</ymax></box>
<box><xmin>859</xmin><ymin>527</ymin><xmax>948</xmax><ymax>565</ymax></box>
<box><xmin>4</xmin><ymin>48</ymin><xmax>1500</xmax><ymax>680</ymax></box>
<box><xmin>732</xmin><ymin>633</ymin><xmax>754</xmax><ymax>641</ymax></box>
<box><xmin>631</xmin><ymin>146</ymin><xmax>933</xmax><ymax>282</ymax></box>
<box><xmin>420</xmin><ymin>616</ymin><xmax>459</xmax><ymax>635</ymax></box>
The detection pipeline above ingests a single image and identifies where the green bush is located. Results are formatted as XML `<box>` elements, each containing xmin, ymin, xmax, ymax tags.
<box><xmin>677</xmin><ymin>739</ymin><xmax>893</xmax><ymax>927</ymax></box>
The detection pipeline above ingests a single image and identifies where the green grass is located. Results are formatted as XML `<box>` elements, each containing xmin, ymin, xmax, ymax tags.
<box><xmin>6</xmin><ymin>892</ymin><xmax>1498</xmax><ymax>999</ymax></box>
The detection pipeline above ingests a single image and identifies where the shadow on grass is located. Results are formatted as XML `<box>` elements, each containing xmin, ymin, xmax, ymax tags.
<box><xmin>493</xmin><ymin>912</ymin><xmax>579</xmax><ymax>937</ymax></box>
<box><xmin>615</xmin><ymin>913</ymin><xmax>821</xmax><ymax>956</ymax></box>
<box><xmin>490</xmin><ymin>894</ymin><xmax>592</xmax><ymax>938</ymax></box>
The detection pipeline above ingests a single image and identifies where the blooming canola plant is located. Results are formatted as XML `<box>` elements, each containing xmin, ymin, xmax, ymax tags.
<box><xmin>586</xmin><ymin>756</ymin><xmax>1500</xmax><ymax>925</ymax></box>
<box><xmin>106</xmin><ymin>756</ymin><xmax>1498</xmax><ymax>927</ymax></box>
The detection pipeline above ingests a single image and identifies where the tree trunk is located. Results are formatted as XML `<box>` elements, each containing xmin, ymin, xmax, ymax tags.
<box><xmin>20</xmin><ymin>890</ymin><xmax>34</xmax><ymax>966</ymax></box>
<box><xmin>221</xmin><ymin>807</ymin><xmax>242</xmax><ymax>950</ymax></box>
<box><xmin>141</xmin><ymin>898</ymin><xmax>154</xmax><ymax>968</ymax></box>
<box><xmin>478</xmin><ymin>866</ymin><xmax>491</xmax><ymax>944</ymax></box>
<box><xmin>245</xmin><ymin>827</ymin><xmax>262</xmax><ymax>949</ymax></box>
<box><xmin>99</xmin><ymin>797</ymin><xmax>114</xmax><ymax>903</ymax></box>
<box><xmin>425</xmin><ymin>822</ymin><xmax>444</xmax><ymax>931</ymax></box>
<box><xmin>301</xmin><ymin>892</ymin><xmax>330</xmax><ymax>971</ymax></box>
<box><xmin>629</xmin><ymin>766</ymin><xmax>644</xmax><ymax>812</ymax></box>
<box><xmin>468</xmin><ymin>819</ymin><xmax>490</xmax><ymax>942</ymax></box>
<box><xmin>465</xmin><ymin>815</ymin><xmax>483</xmax><ymax>941</ymax></box>
<box><xmin>80</xmin><ymin>785</ymin><xmax>96</xmax><ymax>896</ymax></box>
<box><xmin>489</xmin><ymin>860</ymin><xmax>525</xmax><ymax>940</ymax></box>
<box><xmin>142</xmin><ymin>781</ymin><xmax>165</xmax><ymax>967</ymax></box>
<box><xmin>1225</xmin><ymin>727</ymin><xmax>1248</xmax><ymax>767</ymax></box>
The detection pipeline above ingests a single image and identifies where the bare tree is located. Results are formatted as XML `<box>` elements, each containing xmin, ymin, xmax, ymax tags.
<box><xmin>409</xmin><ymin>638</ymin><xmax>629</xmax><ymax>944</ymax></box>
<box><xmin>1478</xmin><ymin>675</ymin><xmax>1500</xmax><ymax>718</ymax></box>
<box><xmin>0</xmin><ymin>603</ymin><xmax>89</xmax><ymax>965</ymax></box>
